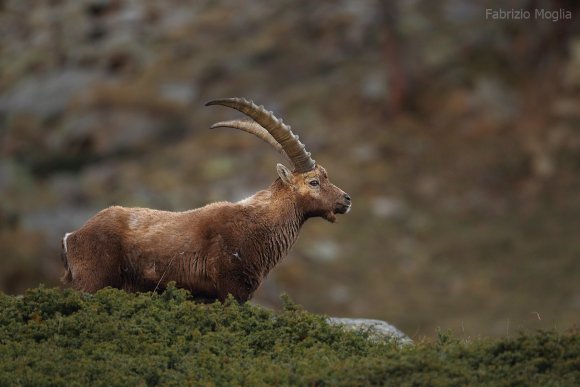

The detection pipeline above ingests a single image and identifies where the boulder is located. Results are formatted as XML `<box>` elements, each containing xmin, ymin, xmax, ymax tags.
<box><xmin>327</xmin><ymin>317</ymin><xmax>413</xmax><ymax>345</ymax></box>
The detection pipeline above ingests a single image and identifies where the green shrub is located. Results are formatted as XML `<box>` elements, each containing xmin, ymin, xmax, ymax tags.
<box><xmin>0</xmin><ymin>285</ymin><xmax>578</xmax><ymax>386</ymax></box>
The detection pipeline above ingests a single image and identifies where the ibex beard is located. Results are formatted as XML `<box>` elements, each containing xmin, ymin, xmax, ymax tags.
<box><xmin>61</xmin><ymin>98</ymin><xmax>351</xmax><ymax>302</ymax></box>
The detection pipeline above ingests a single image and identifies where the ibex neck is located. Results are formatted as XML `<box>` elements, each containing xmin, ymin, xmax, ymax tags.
<box><xmin>244</xmin><ymin>180</ymin><xmax>305</xmax><ymax>274</ymax></box>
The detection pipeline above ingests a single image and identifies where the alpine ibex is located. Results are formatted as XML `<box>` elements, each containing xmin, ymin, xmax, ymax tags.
<box><xmin>61</xmin><ymin>98</ymin><xmax>351</xmax><ymax>302</ymax></box>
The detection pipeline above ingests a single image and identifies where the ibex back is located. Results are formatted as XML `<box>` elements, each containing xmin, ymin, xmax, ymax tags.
<box><xmin>61</xmin><ymin>98</ymin><xmax>351</xmax><ymax>302</ymax></box>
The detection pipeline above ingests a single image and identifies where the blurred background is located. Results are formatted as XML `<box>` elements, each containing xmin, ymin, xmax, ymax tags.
<box><xmin>1</xmin><ymin>0</ymin><xmax>579</xmax><ymax>338</ymax></box>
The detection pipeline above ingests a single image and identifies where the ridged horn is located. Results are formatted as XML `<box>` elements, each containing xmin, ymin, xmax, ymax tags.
<box><xmin>210</xmin><ymin>119</ymin><xmax>293</xmax><ymax>166</ymax></box>
<box><xmin>205</xmin><ymin>97</ymin><xmax>316</xmax><ymax>173</ymax></box>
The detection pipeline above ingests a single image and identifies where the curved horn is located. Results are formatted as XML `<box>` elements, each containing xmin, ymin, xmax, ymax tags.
<box><xmin>210</xmin><ymin>119</ymin><xmax>293</xmax><ymax>166</ymax></box>
<box><xmin>205</xmin><ymin>97</ymin><xmax>316</xmax><ymax>172</ymax></box>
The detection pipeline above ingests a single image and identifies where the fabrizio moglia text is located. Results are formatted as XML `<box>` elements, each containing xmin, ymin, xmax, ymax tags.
<box><xmin>485</xmin><ymin>8</ymin><xmax>572</xmax><ymax>22</ymax></box>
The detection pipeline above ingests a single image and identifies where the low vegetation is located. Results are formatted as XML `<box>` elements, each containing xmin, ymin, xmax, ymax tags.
<box><xmin>0</xmin><ymin>286</ymin><xmax>578</xmax><ymax>386</ymax></box>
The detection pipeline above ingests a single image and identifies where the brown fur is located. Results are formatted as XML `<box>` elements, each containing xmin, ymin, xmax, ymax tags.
<box><xmin>62</xmin><ymin>165</ymin><xmax>350</xmax><ymax>302</ymax></box>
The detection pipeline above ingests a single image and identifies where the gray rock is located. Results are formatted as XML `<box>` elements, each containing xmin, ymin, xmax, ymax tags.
<box><xmin>327</xmin><ymin>317</ymin><xmax>413</xmax><ymax>345</ymax></box>
<box><xmin>0</xmin><ymin>70</ymin><xmax>98</xmax><ymax>117</ymax></box>
<box><xmin>20</xmin><ymin>206</ymin><xmax>99</xmax><ymax>246</ymax></box>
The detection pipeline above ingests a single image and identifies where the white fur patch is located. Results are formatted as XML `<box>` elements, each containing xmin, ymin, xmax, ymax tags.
<box><xmin>129</xmin><ymin>213</ymin><xmax>140</xmax><ymax>229</ymax></box>
<box><xmin>238</xmin><ymin>190</ymin><xmax>271</xmax><ymax>205</ymax></box>
<box><xmin>237</xmin><ymin>196</ymin><xmax>253</xmax><ymax>205</ymax></box>
<box><xmin>63</xmin><ymin>232</ymin><xmax>72</xmax><ymax>253</ymax></box>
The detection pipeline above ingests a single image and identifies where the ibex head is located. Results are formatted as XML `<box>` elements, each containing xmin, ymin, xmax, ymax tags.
<box><xmin>206</xmin><ymin>98</ymin><xmax>351</xmax><ymax>222</ymax></box>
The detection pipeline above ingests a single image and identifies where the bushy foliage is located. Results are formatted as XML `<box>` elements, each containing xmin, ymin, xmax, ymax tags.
<box><xmin>0</xmin><ymin>286</ymin><xmax>578</xmax><ymax>386</ymax></box>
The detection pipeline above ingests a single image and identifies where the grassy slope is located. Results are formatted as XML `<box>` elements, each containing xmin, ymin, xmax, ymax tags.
<box><xmin>0</xmin><ymin>286</ymin><xmax>578</xmax><ymax>386</ymax></box>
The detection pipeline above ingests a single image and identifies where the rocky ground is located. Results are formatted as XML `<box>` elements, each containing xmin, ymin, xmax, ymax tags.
<box><xmin>1</xmin><ymin>0</ymin><xmax>579</xmax><ymax>337</ymax></box>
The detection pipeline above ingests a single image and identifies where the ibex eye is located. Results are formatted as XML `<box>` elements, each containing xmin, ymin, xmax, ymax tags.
<box><xmin>309</xmin><ymin>180</ymin><xmax>319</xmax><ymax>187</ymax></box>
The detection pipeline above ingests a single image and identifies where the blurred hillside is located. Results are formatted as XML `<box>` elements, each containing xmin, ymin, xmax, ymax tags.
<box><xmin>1</xmin><ymin>0</ymin><xmax>579</xmax><ymax>338</ymax></box>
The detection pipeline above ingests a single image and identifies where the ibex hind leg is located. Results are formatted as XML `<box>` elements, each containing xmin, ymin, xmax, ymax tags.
<box><xmin>60</xmin><ymin>257</ymin><xmax>73</xmax><ymax>284</ymax></box>
<box><xmin>68</xmin><ymin>272</ymin><xmax>108</xmax><ymax>293</ymax></box>
<box><xmin>65</xmin><ymin>231</ymin><xmax>124</xmax><ymax>293</ymax></box>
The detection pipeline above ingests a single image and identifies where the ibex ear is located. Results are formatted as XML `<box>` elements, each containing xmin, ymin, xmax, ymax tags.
<box><xmin>276</xmin><ymin>163</ymin><xmax>294</xmax><ymax>186</ymax></box>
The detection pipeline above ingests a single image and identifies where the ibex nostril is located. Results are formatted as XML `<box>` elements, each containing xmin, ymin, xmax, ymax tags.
<box><xmin>344</xmin><ymin>194</ymin><xmax>351</xmax><ymax>202</ymax></box>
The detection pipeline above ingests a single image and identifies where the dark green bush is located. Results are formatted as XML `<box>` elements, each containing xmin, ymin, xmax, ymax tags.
<box><xmin>0</xmin><ymin>285</ymin><xmax>578</xmax><ymax>386</ymax></box>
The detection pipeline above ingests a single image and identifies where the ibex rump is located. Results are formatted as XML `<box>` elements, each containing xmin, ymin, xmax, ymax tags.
<box><xmin>62</xmin><ymin>98</ymin><xmax>351</xmax><ymax>302</ymax></box>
